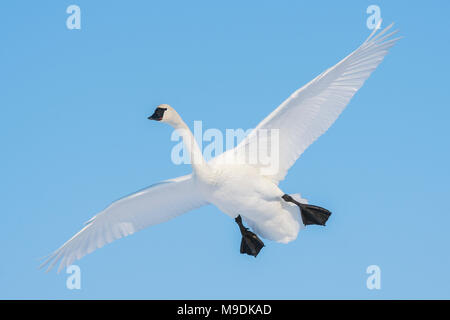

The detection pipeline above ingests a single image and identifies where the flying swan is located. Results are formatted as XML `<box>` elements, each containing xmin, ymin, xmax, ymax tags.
<box><xmin>41</xmin><ymin>22</ymin><xmax>399</xmax><ymax>272</ymax></box>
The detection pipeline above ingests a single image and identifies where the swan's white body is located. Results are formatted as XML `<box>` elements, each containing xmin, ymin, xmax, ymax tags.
<box><xmin>42</xmin><ymin>22</ymin><xmax>399</xmax><ymax>272</ymax></box>
<box><xmin>196</xmin><ymin>163</ymin><xmax>303</xmax><ymax>243</ymax></box>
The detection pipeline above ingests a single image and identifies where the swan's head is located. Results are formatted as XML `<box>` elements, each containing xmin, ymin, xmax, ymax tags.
<box><xmin>148</xmin><ymin>104</ymin><xmax>181</xmax><ymax>126</ymax></box>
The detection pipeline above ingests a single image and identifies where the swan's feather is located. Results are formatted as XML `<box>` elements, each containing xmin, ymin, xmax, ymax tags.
<box><xmin>40</xmin><ymin>174</ymin><xmax>207</xmax><ymax>273</ymax></box>
<box><xmin>214</xmin><ymin>22</ymin><xmax>400</xmax><ymax>182</ymax></box>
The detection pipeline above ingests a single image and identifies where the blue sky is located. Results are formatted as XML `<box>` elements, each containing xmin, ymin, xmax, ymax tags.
<box><xmin>1</xmin><ymin>1</ymin><xmax>449</xmax><ymax>299</ymax></box>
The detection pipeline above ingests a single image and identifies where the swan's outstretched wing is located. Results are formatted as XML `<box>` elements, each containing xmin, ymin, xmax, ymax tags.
<box><xmin>40</xmin><ymin>174</ymin><xmax>207</xmax><ymax>273</ymax></box>
<box><xmin>215</xmin><ymin>22</ymin><xmax>400</xmax><ymax>182</ymax></box>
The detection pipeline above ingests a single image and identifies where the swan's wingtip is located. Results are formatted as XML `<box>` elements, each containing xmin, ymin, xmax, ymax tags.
<box><xmin>376</xmin><ymin>18</ymin><xmax>383</xmax><ymax>30</ymax></box>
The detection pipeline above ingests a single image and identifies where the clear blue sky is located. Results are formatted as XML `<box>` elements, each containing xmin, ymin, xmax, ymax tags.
<box><xmin>1</xmin><ymin>0</ymin><xmax>449</xmax><ymax>299</ymax></box>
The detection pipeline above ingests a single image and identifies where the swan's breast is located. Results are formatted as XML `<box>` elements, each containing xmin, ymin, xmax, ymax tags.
<box><xmin>197</xmin><ymin>164</ymin><xmax>283</xmax><ymax>217</ymax></box>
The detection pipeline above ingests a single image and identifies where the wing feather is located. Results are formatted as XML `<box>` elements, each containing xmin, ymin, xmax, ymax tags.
<box><xmin>214</xmin><ymin>22</ymin><xmax>400</xmax><ymax>182</ymax></box>
<box><xmin>40</xmin><ymin>174</ymin><xmax>206</xmax><ymax>273</ymax></box>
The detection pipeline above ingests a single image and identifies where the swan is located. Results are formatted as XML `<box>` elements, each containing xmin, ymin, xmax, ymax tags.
<box><xmin>41</xmin><ymin>22</ymin><xmax>399</xmax><ymax>272</ymax></box>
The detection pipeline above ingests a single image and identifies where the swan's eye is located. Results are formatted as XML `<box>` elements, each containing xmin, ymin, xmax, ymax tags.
<box><xmin>148</xmin><ymin>107</ymin><xmax>167</xmax><ymax>121</ymax></box>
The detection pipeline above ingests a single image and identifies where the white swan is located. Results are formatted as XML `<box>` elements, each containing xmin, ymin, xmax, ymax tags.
<box><xmin>41</xmin><ymin>23</ymin><xmax>399</xmax><ymax>272</ymax></box>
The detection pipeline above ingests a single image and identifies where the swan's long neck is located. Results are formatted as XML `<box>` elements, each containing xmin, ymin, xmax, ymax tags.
<box><xmin>172</xmin><ymin>118</ymin><xmax>207</xmax><ymax>174</ymax></box>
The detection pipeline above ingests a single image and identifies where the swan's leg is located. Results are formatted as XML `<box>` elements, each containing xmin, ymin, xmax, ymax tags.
<box><xmin>235</xmin><ymin>215</ymin><xmax>264</xmax><ymax>257</ymax></box>
<box><xmin>282</xmin><ymin>194</ymin><xmax>332</xmax><ymax>226</ymax></box>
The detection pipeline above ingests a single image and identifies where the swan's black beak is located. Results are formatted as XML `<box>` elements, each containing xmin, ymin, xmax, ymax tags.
<box><xmin>148</xmin><ymin>107</ymin><xmax>167</xmax><ymax>121</ymax></box>
<box><xmin>147</xmin><ymin>112</ymin><xmax>160</xmax><ymax>121</ymax></box>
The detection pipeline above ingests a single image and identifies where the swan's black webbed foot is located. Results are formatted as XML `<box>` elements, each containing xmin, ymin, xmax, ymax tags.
<box><xmin>282</xmin><ymin>194</ymin><xmax>332</xmax><ymax>226</ymax></box>
<box><xmin>235</xmin><ymin>215</ymin><xmax>264</xmax><ymax>257</ymax></box>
